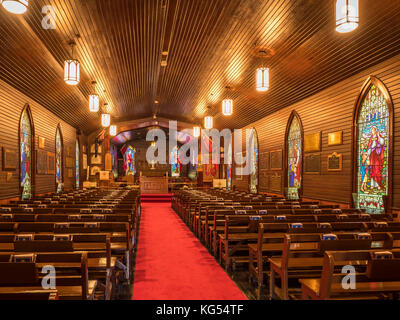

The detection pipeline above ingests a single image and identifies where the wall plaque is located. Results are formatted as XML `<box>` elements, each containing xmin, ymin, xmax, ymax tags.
<box><xmin>105</xmin><ymin>153</ymin><xmax>112</xmax><ymax>171</ymax></box>
<box><xmin>328</xmin><ymin>152</ymin><xmax>342</xmax><ymax>171</ymax></box>
<box><xmin>305</xmin><ymin>153</ymin><xmax>321</xmax><ymax>174</ymax></box>
<box><xmin>270</xmin><ymin>174</ymin><xmax>282</xmax><ymax>192</ymax></box>
<box><xmin>328</xmin><ymin>131</ymin><xmax>343</xmax><ymax>146</ymax></box>
<box><xmin>83</xmin><ymin>154</ymin><xmax>88</xmax><ymax>170</ymax></box>
<box><xmin>270</xmin><ymin>149</ymin><xmax>282</xmax><ymax>170</ymax></box>
<box><xmin>260</xmin><ymin>152</ymin><xmax>270</xmax><ymax>170</ymax></box>
<box><xmin>2</xmin><ymin>148</ymin><xmax>17</xmax><ymax>171</ymax></box>
<box><xmin>67</xmin><ymin>168</ymin><xmax>73</xmax><ymax>178</ymax></box>
<box><xmin>6</xmin><ymin>172</ymin><xmax>13</xmax><ymax>182</ymax></box>
<box><xmin>91</xmin><ymin>154</ymin><xmax>102</xmax><ymax>165</ymax></box>
<box><xmin>38</xmin><ymin>136</ymin><xmax>45</xmax><ymax>149</ymax></box>
<box><xmin>66</xmin><ymin>146</ymin><xmax>72</xmax><ymax>157</ymax></box>
<box><xmin>259</xmin><ymin>171</ymin><xmax>269</xmax><ymax>190</ymax></box>
<box><xmin>47</xmin><ymin>152</ymin><xmax>55</xmax><ymax>174</ymax></box>
<box><xmin>304</xmin><ymin>132</ymin><xmax>321</xmax><ymax>153</ymax></box>
<box><xmin>65</xmin><ymin>157</ymin><xmax>74</xmax><ymax>168</ymax></box>
<box><xmin>36</xmin><ymin>150</ymin><xmax>47</xmax><ymax>175</ymax></box>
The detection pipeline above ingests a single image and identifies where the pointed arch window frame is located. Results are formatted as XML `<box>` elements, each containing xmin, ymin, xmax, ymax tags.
<box><xmin>19</xmin><ymin>104</ymin><xmax>35</xmax><ymax>200</ymax></box>
<box><xmin>55</xmin><ymin>124</ymin><xmax>64</xmax><ymax>193</ymax></box>
<box><xmin>284</xmin><ymin>110</ymin><xmax>304</xmax><ymax>199</ymax></box>
<box><xmin>75</xmin><ymin>139</ymin><xmax>80</xmax><ymax>189</ymax></box>
<box><xmin>249</xmin><ymin>127</ymin><xmax>259</xmax><ymax>194</ymax></box>
<box><xmin>352</xmin><ymin>76</ymin><xmax>394</xmax><ymax>212</ymax></box>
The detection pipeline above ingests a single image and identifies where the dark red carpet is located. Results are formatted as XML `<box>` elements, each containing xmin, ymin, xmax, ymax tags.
<box><xmin>132</xmin><ymin>202</ymin><xmax>247</xmax><ymax>300</ymax></box>
<box><xmin>140</xmin><ymin>194</ymin><xmax>172</xmax><ymax>203</ymax></box>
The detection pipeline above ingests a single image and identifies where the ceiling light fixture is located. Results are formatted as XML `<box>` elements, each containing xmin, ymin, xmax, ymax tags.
<box><xmin>110</xmin><ymin>125</ymin><xmax>117</xmax><ymax>136</ymax></box>
<box><xmin>89</xmin><ymin>81</ymin><xmax>99</xmax><ymax>112</ymax></box>
<box><xmin>193</xmin><ymin>126</ymin><xmax>201</xmax><ymax>138</ymax></box>
<box><xmin>204</xmin><ymin>106</ymin><xmax>213</xmax><ymax>130</ymax></box>
<box><xmin>64</xmin><ymin>41</ymin><xmax>80</xmax><ymax>86</ymax></box>
<box><xmin>1</xmin><ymin>0</ymin><xmax>28</xmax><ymax>14</ymax></box>
<box><xmin>336</xmin><ymin>0</ymin><xmax>359</xmax><ymax>33</ymax></box>
<box><xmin>222</xmin><ymin>86</ymin><xmax>233</xmax><ymax>116</ymax></box>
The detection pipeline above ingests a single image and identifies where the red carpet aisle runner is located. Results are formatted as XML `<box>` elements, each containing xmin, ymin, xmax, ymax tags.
<box><xmin>132</xmin><ymin>202</ymin><xmax>247</xmax><ymax>300</ymax></box>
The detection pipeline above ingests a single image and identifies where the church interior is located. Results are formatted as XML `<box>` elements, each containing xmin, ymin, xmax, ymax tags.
<box><xmin>1</xmin><ymin>0</ymin><xmax>400</xmax><ymax>303</ymax></box>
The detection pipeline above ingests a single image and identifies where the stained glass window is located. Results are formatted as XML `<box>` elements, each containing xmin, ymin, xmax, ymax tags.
<box><xmin>226</xmin><ymin>141</ymin><xmax>232</xmax><ymax>190</ymax></box>
<box><xmin>171</xmin><ymin>146</ymin><xmax>181</xmax><ymax>177</ymax></box>
<box><xmin>356</xmin><ymin>84</ymin><xmax>389</xmax><ymax>213</ymax></box>
<box><xmin>287</xmin><ymin>116</ymin><xmax>302</xmax><ymax>200</ymax></box>
<box><xmin>20</xmin><ymin>108</ymin><xmax>33</xmax><ymax>200</ymax></box>
<box><xmin>249</xmin><ymin>129</ymin><xmax>258</xmax><ymax>194</ymax></box>
<box><xmin>75</xmin><ymin>140</ymin><xmax>79</xmax><ymax>189</ymax></box>
<box><xmin>56</xmin><ymin>126</ymin><xmax>63</xmax><ymax>193</ymax></box>
<box><xmin>123</xmin><ymin>145</ymin><xmax>136</xmax><ymax>176</ymax></box>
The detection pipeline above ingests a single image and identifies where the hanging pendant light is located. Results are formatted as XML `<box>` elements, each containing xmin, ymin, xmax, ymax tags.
<box><xmin>109</xmin><ymin>125</ymin><xmax>117</xmax><ymax>136</ymax></box>
<box><xmin>64</xmin><ymin>41</ymin><xmax>80</xmax><ymax>86</ymax></box>
<box><xmin>89</xmin><ymin>81</ymin><xmax>99</xmax><ymax>112</ymax></box>
<box><xmin>1</xmin><ymin>0</ymin><xmax>28</xmax><ymax>14</ymax></box>
<box><xmin>193</xmin><ymin>126</ymin><xmax>201</xmax><ymax>138</ymax></box>
<box><xmin>204</xmin><ymin>116</ymin><xmax>213</xmax><ymax>129</ymax></box>
<box><xmin>101</xmin><ymin>113</ymin><xmax>110</xmax><ymax>128</ymax></box>
<box><xmin>222</xmin><ymin>99</ymin><xmax>233</xmax><ymax>116</ymax></box>
<box><xmin>222</xmin><ymin>86</ymin><xmax>233</xmax><ymax>116</ymax></box>
<box><xmin>336</xmin><ymin>0</ymin><xmax>359</xmax><ymax>33</ymax></box>
<box><xmin>256</xmin><ymin>67</ymin><xmax>269</xmax><ymax>92</ymax></box>
<box><xmin>204</xmin><ymin>106</ymin><xmax>213</xmax><ymax>129</ymax></box>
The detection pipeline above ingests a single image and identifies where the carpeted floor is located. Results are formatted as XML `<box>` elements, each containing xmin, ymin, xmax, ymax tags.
<box><xmin>132</xmin><ymin>202</ymin><xmax>248</xmax><ymax>300</ymax></box>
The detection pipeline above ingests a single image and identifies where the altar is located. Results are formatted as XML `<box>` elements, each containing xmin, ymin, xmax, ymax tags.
<box><xmin>140</xmin><ymin>176</ymin><xmax>169</xmax><ymax>194</ymax></box>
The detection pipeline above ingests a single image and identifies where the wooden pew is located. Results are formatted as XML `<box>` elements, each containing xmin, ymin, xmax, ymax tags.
<box><xmin>269</xmin><ymin>233</ymin><xmax>394</xmax><ymax>300</ymax></box>
<box><xmin>300</xmin><ymin>249</ymin><xmax>400</xmax><ymax>300</ymax></box>
<box><xmin>0</xmin><ymin>252</ymin><xmax>96</xmax><ymax>300</ymax></box>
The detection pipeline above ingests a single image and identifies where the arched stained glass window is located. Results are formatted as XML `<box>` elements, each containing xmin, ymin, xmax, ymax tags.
<box><xmin>356</xmin><ymin>80</ymin><xmax>391</xmax><ymax>213</ymax></box>
<box><xmin>20</xmin><ymin>106</ymin><xmax>33</xmax><ymax>200</ymax></box>
<box><xmin>226</xmin><ymin>141</ymin><xmax>232</xmax><ymax>190</ymax></box>
<box><xmin>249</xmin><ymin>128</ymin><xmax>258</xmax><ymax>194</ymax></box>
<box><xmin>171</xmin><ymin>146</ymin><xmax>181</xmax><ymax>177</ymax></box>
<box><xmin>56</xmin><ymin>126</ymin><xmax>63</xmax><ymax>193</ymax></box>
<box><xmin>123</xmin><ymin>145</ymin><xmax>136</xmax><ymax>176</ymax></box>
<box><xmin>287</xmin><ymin>114</ymin><xmax>302</xmax><ymax>200</ymax></box>
<box><xmin>76</xmin><ymin>140</ymin><xmax>80</xmax><ymax>189</ymax></box>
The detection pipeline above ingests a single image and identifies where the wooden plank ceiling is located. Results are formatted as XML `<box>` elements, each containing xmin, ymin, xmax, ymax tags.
<box><xmin>1</xmin><ymin>0</ymin><xmax>400</xmax><ymax>134</ymax></box>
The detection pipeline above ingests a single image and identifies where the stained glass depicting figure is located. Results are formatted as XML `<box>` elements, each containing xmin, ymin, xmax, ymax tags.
<box><xmin>249</xmin><ymin>129</ymin><xmax>258</xmax><ymax>194</ymax></box>
<box><xmin>56</xmin><ymin>127</ymin><xmax>63</xmax><ymax>193</ymax></box>
<box><xmin>76</xmin><ymin>140</ymin><xmax>79</xmax><ymax>189</ymax></box>
<box><xmin>227</xmin><ymin>141</ymin><xmax>232</xmax><ymax>190</ymax></box>
<box><xmin>20</xmin><ymin>109</ymin><xmax>33</xmax><ymax>200</ymax></box>
<box><xmin>357</xmin><ymin>85</ymin><xmax>389</xmax><ymax>213</ymax></box>
<box><xmin>123</xmin><ymin>146</ymin><xmax>136</xmax><ymax>176</ymax></box>
<box><xmin>171</xmin><ymin>146</ymin><xmax>181</xmax><ymax>177</ymax></box>
<box><xmin>287</xmin><ymin>116</ymin><xmax>302</xmax><ymax>199</ymax></box>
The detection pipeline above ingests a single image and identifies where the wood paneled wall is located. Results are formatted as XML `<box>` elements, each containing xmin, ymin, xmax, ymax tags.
<box><xmin>0</xmin><ymin>79</ymin><xmax>85</xmax><ymax>200</ymax></box>
<box><xmin>233</xmin><ymin>53</ymin><xmax>400</xmax><ymax>209</ymax></box>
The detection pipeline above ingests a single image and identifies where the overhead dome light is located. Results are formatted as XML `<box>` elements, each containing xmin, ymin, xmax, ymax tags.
<box><xmin>336</xmin><ymin>0</ymin><xmax>359</xmax><ymax>33</ymax></box>
<box><xmin>1</xmin><ymin>0</ymin><xmax>28</xmax><ymax>14</ymax></box>
<box><xmin>109</xmin><ymin>125</ymin><xmax>117</xmax><ymax>136</ymax></box>
<box><xmin>193</xmin><ymin>126</ymin><xmax>201</xmax><ymax>138</ymax></box>
<box><xmin>256</xmin><ymin>67</ymin><xmax>269</xmax><ymax>92</ymax></box>
<box><xmin>64</xmin><ymin>41</ymin><xmax>80</xmax><ymax>86</ymax></box>
<box><xmin>101</xmin><ymin>113</ymin><xmax>110</xmax><ymax>127</ymax></box>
